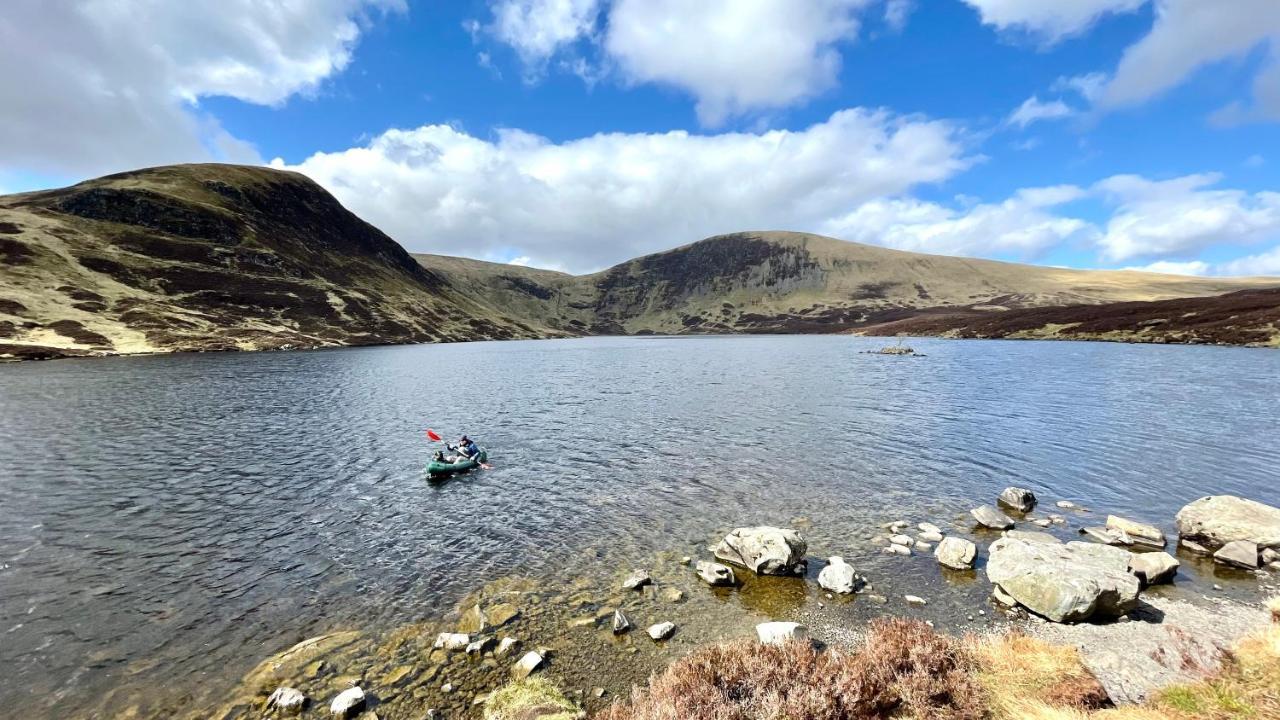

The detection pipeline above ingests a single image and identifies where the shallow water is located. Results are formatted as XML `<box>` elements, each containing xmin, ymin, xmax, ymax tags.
<box><xmin>1</xmin><ymin>336</ymin><xmax>1277</xmax><ymax>717</ymax></box>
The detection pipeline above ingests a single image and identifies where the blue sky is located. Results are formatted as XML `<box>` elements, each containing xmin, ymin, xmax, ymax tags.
<box><xmin>1</xmin><ymin>0</ymin><xmax>1278</xmax><ymax>275</ymax></box>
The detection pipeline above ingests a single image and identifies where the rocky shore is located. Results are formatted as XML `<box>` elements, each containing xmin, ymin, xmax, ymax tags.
<box><xmin>130</xmin><ymin>493</ymin><xmax>1279</xmax><ymax>720</ymax></box>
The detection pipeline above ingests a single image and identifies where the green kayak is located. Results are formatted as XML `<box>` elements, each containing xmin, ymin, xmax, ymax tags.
<box><xmin>427</xmin><ymin>449</ymin><xmax>487</xmax><ymax>479</ymax></box>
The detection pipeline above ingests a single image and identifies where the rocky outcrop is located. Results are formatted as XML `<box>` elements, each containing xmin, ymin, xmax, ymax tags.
<box><xmin>971</xmin><ymin>505</ymin><xmax>1014</xmax><ymax>530</ymax></box>
<box><xmin>934</xmin><ymin>537</ymin><xmax>978</xmax><ymax>570</ymax></box>
<box><xmin>1175</xmin><ymin>496</ymin><xmax>1280</xmax><ymax>549</ymax></box>
<box><xmin>986</xmin><ymin>537</ymin><xmax>1139</xmax><ymax>623</ymax></box>
<box><xmin>756</xmin><ymin>622</ymin><xmax>808</xmax><ymax>646</ymax></box>
<box><xmin>712</xmin><ymin>526</ymin><xmax>807</xmax><ymax>575</ymax></box>
<box><xmin>817</xmin><ymin>557</ymin><xmax>860</xmax><ymax>594</ymax></box>
<box><xmin>998</xmin><ymin>487</ymin><xmax>1037</xmax><ymax>513</ymax></box>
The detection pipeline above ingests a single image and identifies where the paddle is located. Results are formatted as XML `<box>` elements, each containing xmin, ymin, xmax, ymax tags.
<box><xmin>425</xmin><ymin>428</ymin><xmax>493</xmax><ymax>469</ymax></box>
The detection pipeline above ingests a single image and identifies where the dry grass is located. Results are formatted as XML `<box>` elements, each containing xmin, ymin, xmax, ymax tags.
<box><xmin>1142</xmin><ymin>623</ymin><xmax>1280</xmax><ymax>720</ymax></box>
<box><xmin>971</xmin><ymin>631</ymin><xmax>1110</xmax><ymax>718</ymax></box>
<box><xmin>1267</xmin><ymin>596</ymin><xmax>1279</xmax><ymax>623</ymax></box>
<box><xmin>597</xmin><ymin>618</ymin><xmax>983</xmax><ymax>720</ymax></box>
<box><xmin>485</xmin><ymin>677</ymin><xmax>581</xmax><ymax>720</ymax></box>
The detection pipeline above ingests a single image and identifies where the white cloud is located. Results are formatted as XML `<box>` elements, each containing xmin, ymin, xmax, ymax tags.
<box><xmin>0</xmin><ymin>0</ymin><xmax>401</xmax><ymax>178</ymax></box>
<box><xmin>821</xmin><ymin>185</ymin><xmax>1095</xmax><ymax>257</ymax></box>
<box><xmin>487</xmin><ymin>0</ymin><xmax>601</xmax><ymax>73</ymax></box>
<box><xmin>605</xmin><ymin>0</ymin><xmax>870</xmax><ymax>125</ymax></box>
<box><xmin>961</xmin><ymin>0</ymin><xmax>1146</xmax><ymax>43</ymax></box>
<box><xmin>1244</xmin><ymin>154</ymin><xmax>1266</xmax><ymax>168</ymax></box>
<box><xmin>1101</xmin><ymin>0</ymin><xmax>1280</xmax><ymax>119</ymax></box>
<box><xmin>1052</xmin><ymin>72</ymin><xmax>1108</xmax><ymax>102</ymax></box>
<box><xmin>1095</xmin><ymin>173</ymin><xmax>1280</xmax><ymax>262</ymax></box>
<box><xmin>1006</xmin><ymin>96</ymin><xmax>1075</xmax><ymax>128</ymax></box>
<box><xmin>274</xmin><ymin>108</ymin><xmax>969</xmax><ymax>272</ymax></box>
<box><xmin>1217</xmin><ymin>245</ymin><xmax>1280</xmax><ymax>276</ymax></box>
<box><xmin>1122</xmin><ymin>259</ymin><xmax>1211</xmax><ymax>275</ymax></box>
<box><xmin>883</xmin><ymin>0</ymin><xmax>914</xmax><ymax>32</ymax></box>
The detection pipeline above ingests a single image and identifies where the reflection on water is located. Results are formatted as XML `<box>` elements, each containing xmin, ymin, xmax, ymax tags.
<box><xmin>0</xmin><ymin>336</ymin><xmax>1277</xmax><ymax>717</ymax></box>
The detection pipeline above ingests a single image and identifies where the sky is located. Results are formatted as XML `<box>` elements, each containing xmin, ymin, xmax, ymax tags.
<box><xmin>1</xmin><ymin>1</ymin><xmax>1279</xmax><ymax>276</ymax></box>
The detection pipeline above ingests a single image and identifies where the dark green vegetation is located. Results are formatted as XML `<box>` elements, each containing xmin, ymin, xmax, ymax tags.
<box><xmin>2</xmin><ymin>163</ymin><xmax>1277</xmax><ymax>360</ymax></box>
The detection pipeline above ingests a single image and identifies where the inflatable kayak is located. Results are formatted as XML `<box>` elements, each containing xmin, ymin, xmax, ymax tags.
<box><xmin>427</xmin><ymin>449</ymin><xmax>487</xmax><ymax>479</ymax></box>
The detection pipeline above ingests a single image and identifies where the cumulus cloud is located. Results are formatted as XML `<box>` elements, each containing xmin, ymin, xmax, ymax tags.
<box><xmin>882</xmin><ymin>0</ymin><xmax>914</xmax><ymax>32</ymax></box>
<box><xmin>961</xmin><ymin>0</ymin><xmax>1145</xmax><ymax>43</ymax></box>
<box><xmin>486</xmin><ymin>0</ymin><xmax>601</xmax><ymax>73</ymax></box>
<box><xmin>1101</xmin><ymin>0</ymin><xmax>1280</xmax><ymax>119</ymax></box>
<box><xmin>820</xmin><ymin>185</ymin><xmax>1095</xmax><ymax>257</ymax></box>
<box><xmin>1122</xmin><ymin>259</ymin><xmax>1211</xmax><ymax>275</ymax></box>
<box><xmin>273</xmin><ymin>108</ymin><xmax>970</xmax><ymax>272</ymax></box>
<box><xmin>0</xmin><ymin>0</ymin><xmax>401</xmax><ymax>178</ymax></box>
<box><xmin>1006</xmin><ymin>96</ymin><xmax>1075</xmax><ymax>128</ymax></box>
<box><xmin>1095</xmin><ymin>174</ymin><xmax>1280</xmax><ymax>262</ymax></box>
<box><xmin>1217</xmin><ymin>245</ymin><xmax>1280</xmax><ymax>276</ymax></box>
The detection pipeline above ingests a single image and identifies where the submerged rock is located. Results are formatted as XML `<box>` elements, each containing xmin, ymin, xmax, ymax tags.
<box><xmin>1005</xmin><ymin>529</ymin><xmax>1061</xmax><ymax>545</ymax></box>
<box><xmin>1176</xmin><ymin>495</ymin><xmax>1280</xmax><ymax>549</ymax></box>
<box><xmin>713</xmin><ymin>526</ymin><xmax>808</xmax><ymax>575</ymax></box>
<box><xmin>1214</xmin><ymin>540</ymin><xmax>1260</xmax><ymax>569</ymax></box>
<box><xmin>695</xmin><ymin>560</ymin><xmax>736</xmax><ymax>586</ymax></box>
<box><xmin>998</xmin><ymin>487</ymin><xmax>1038</xmax><ymax>513</ymax></box>
<box><xmin>883</xmin><ymin>544</ymin><xmax>911</xmax><ymax>556</ymax></box>
<box><xmin>647</xmin><ymin>622</ymin><xmax>676</xmax><ymax>641</ymax></box>
<box><xmin>817</xmin><ymin>556</ymin><xmax>860</xmax><ymax>594</ymax></box>
<box><xmin>918</xmin><ymin>522</ymin><xmax>943</xmax><ymax>536</ymax></box>
<box><xmin>756</xmin><ymin>621</ymin><xmax>807</xmax><ymax>646</ymax></box>
<box><xmin>266</xmin><ymin>686</ymin><xmax>307</xmax><ymax>714</ymax></box>
<box><xmin>621</xmin><ymin>570</ymin><xmax>653</xmax><ymax>591</ymax></box>
<box><xmin>986</xmin><ymin>537</ymin><xmax>1139</xmax><ymax>623</ymax></box>
<box><xmin>934</xmin><ymin>536</ymin><xmax>977</xmax><ymax>570</ymax></box>
<box><xmin>971</xmin><ymin>505</ymin><xmax>1014</xmax><ymax>530</ymax></box>
<box><xmin>329</xmin><ymin>686</ymin><xmax>365</xmax><ymax>719</ymax></box>
<box><xmin>1129</xmin><ymin>552</ymin><xmax>1179</xmax><ymax>586</ymax></box>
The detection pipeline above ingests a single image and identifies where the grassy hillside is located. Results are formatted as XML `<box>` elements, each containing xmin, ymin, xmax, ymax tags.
<box><xmin>0</xmin><ymin>164</ymin><xmax>549</xmax><ymax>360</ymax></box>
<box><xmin>418</xmin><ymin>231</ymin><xmax>1278</xmax><ymax>338</ymax></box>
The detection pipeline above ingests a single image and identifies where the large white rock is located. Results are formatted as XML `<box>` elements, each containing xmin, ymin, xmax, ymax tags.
<box><xmin>695</xmin><ymin>560</ymin><xmax>736</xmax><ymax>586</ymax></box>
<box><xmin>647</xmin><ymin>622</ymin><xmax>676</xmax><ymax>641</ymax></box>
<box><xmin>1128</xmin><ymin>551</ymin><xmax>1179</xmax><ymax>586</ymax></box>
<box><xmin>433</xmin><ymin>633</ymin><xmax>470</xmax><ymax>651</ymax></box>
<box><xmin>756</xmin><ymin>621</ymin><xmax>807</xmax><ymax>646</ymax></box>
<box><xmin>329</xmin><ymin>686</ymin><xmax>365</xmax><ymax>718</ymax></box>
<box><xmin>998</xmin><ymin>487</ymin><xmax>1037</xmax><ymax>513</ymax></box>
<box><xmin>1176</xmin><ymin>496</ymin><xmax>1280</xmax><ymax>549</ymax></box>
<box><xmin>817</xmin><ymin>556</ymin><xmax>859</xmax><ymax>594</ymax></box>
<box><xmin>986</xmin><ymin>537</ymin><xmax>1139</xmax><ymax>623</ymax></box>
<box><xmin>712</xmin><ymin>526</ymin><xmax>807</xmax><ymax>575</ymax></box>
<box><xmin>511</xmin><ymin>651</ymin><xmax>544</xmax><ymax>679</ymax></box>
<box><xmin>934</xmin><ymin>536</ymin><xmax>977</xmax><ymax>570</ymax></box>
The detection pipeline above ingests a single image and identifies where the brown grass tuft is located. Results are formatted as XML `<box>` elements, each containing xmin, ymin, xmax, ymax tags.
<box><xmin>597</xmin><ymin>618</ymin><xmax>983</xmax><ymax>720</ymax></box>
<box><xmin>1267</xmin><ymin>596</ymin><xmax>1279</xmax><ymax>623</ymax></box>
<box><xmin>971</xmin><ymin>631</ymin><xmax>1110</xmax><ymax>717</ymax></box>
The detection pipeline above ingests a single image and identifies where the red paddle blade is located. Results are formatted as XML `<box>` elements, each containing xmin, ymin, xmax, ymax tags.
<box><xmin>426</xmin><ymin>429</ymin><xmax>442</xmax><ymax>442</ymax></box>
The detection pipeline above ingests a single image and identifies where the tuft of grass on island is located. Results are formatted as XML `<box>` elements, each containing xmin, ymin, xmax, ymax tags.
<box><xmin>3</xmin><ymin>163</ymin><xmax>1279</xmax><ymax>362</ymax></box>
<box><xmin>131</xmin><ymin>492</ymin><xmax>1279</xmax><ymax>720</ymax></box>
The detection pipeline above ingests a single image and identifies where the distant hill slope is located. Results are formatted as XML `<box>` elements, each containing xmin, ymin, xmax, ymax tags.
<box><xmin>417</xmin><ymin>231</ymin><xmax>1278</xmax><ymax>337</ymax></box>
<box><xmin>3</xmin><ymin>164</ymin><xmax>1276</xmax><ymax>361</ymax></box>
<box><xmin>0</xmin><ymin>164</ymin><xmax>551</xmax><ymax>360</ymax></box>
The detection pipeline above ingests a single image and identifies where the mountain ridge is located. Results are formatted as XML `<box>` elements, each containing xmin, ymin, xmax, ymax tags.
<box><xmin>2</xmin><ymin>163</ymin><xmax>1277</xmax><ymax>360</ymax></box>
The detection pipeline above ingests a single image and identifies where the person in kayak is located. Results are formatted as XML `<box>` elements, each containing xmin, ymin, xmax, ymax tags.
<box><xmin>456</xmin><ymin>435</ymin><xmax>480</xmax><ymax>459</ymax></box>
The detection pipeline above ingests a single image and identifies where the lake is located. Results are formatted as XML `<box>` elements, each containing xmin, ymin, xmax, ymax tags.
<box><xmin>1</xmin><ymin>336</ymin><xmax>1277</xmax><ymax>717</ymax></box>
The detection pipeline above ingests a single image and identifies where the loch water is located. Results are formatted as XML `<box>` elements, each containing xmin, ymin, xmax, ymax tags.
<box><xmin>1</xmin><ymin>336</ymin><xmax>1277</xmax><ymax>716</ymax></box>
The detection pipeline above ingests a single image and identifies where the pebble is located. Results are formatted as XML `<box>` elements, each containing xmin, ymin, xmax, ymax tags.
<box><xmin>904</xmin><ymin>595</ymin><xmax>928</xmax><ymax>605</ymax></box>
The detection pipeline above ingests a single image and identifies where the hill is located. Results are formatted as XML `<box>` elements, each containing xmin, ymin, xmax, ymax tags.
<box><xmin>0</xmin><ymin>164</ymin><xmax>552</xmax><ymax>360</ymax></box>
<box><xmin>416</xmin><ymin>231</ymin><xmax>1277</xmax><ymax>339</ymax></box>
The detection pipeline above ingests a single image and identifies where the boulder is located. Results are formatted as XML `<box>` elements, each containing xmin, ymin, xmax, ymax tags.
<box><xmin>695</xmin><ymin>560</ymin><xmax>736</xmax><ymax>586</ymax></box>
<box><xmin>1128</xmin><ymin>552</ymin><xmax>1179</xmax><ymax>586</ymax></box>
<box><xmin>971</xmin><ymin>505</ymin><xmax>1014</xmax><ymax>530</ymax></box>
<box><xmin>918</xmin><ymin>522</ymin><xmax>943</xmax><ymax>535</ymax></box>
<box><xmin>1214</xmin><ymin>540</ymin><xmax>1260</xmax><ymax>569</ymax></box>
<box><xmin>918</xmin><ymin>530</ymin><xmax>944</xmax><ymax>543</ymax></box>
<box><xmin>496</xmin><ymin>637</ymin><xmax>521</xmax><ymax>657</ymax></box>
<box><xmin>991</xmin><ymin>585</ymin><xmax>1018</xmax><ymax>607</ymax></box>
<box><xmin>914</xmin><ymin>541</ymin><xmax>933</xmax><ymax>552</ymax></box>
<box><xmin>647</xmin><ymin>622</ymin><xmax>675</xmax><ymax>641</ymax></box>
<box><xmin>817</xmin><ymin>557</ymin><xmax>860</xmax><ymax>594</ymax></box>
<box><xmin>434</xmin><ymin>633</ymin><xmax>471</xmax><ymax>651</ymax></box>
<box><xmin>612</xmin><ymin>609</ymin><xmax>632</xmax><ymax>635</ymax></box>
<box><xmin>329</xmin><ymin>687</ymin><xmax>365</xmax><ymax>719</ymax></box>
<box><xmin>511</xmin><ymin>651</ymin><xmax>544</xmax><ymax>679</ymax></box>
<box><xmin>889</xmin><ymin>534</ymin><xmax>913</xmax><ymax>546</ymax></box>
<box><xmin>1175</xmin><ymin>496</ymin><xmax>1280</xmax><ymax>549</ymax></box>
<box><xmin>986</xmin><ymin>537</ymin><xmax>1139</xmax><ymax>623</ymax></box>
<box><xmin>1080</xmin><ymin>526</ymin><xmax>1128</xmax><ymax>546</ymax></box>
<box><xmin>756</xmin><ymin>621</ymin><xmax>807</xmax><ymax>646</ymax></box>
<box><xmin>1106</xmin><ymin>515</ymin><xmax>1166</xmax><ymax>547</ymax></box>
<box><xmin>466</xmin><ymin>637</ymin><xmax>497</xmax><ymax>656</ymax></box>
<box><xmin>934</xmin><ymin>536</ymin><xmax>977</xmax><ymax>570</ymax></box>
<box><xmin>1033</xmin><ymin>518</ymin><xmax>1053</xmax><ymax>528</ymax></box>
<box><xmin>1180</xmin><ymin>539</ymin><xmax>1211</xmax><ymax>555</ymax></box>
<box><xmin>1263</xmin><ymin>547</ymin><xmax>1280</xmax><ymax>565</ymax></box>
<box><xmin>266</xmin><ymin>687</ymin><xmax>307</xmax><ymax>714</ymax></box>
<box><xmin>486</xmin><ymin>603</ymin><xmax>521</xmax><ymax>628</ymax></box>
<box><xmin>712</xmin><ymin>526</ymin><xmax>807</xmax><ymax>575</ymax></box>
<box><xmin>621</xmin><ymin>570</ymin><xmax>653</xmax><ymax>591</ymax></box>
<box><xmin>459</xmin><ymin>604</ymin><xmax>488</xmax><ymax>633</ymax></box>
<box><xmin>998</xmin><ymin>487</ymin><xmax>1038</xmax><ymax>513</ymax></box>
<box><xmin>883</xmin><ymin>544</ymin><xmax>911</xmax><ymax>556</ymax></box>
